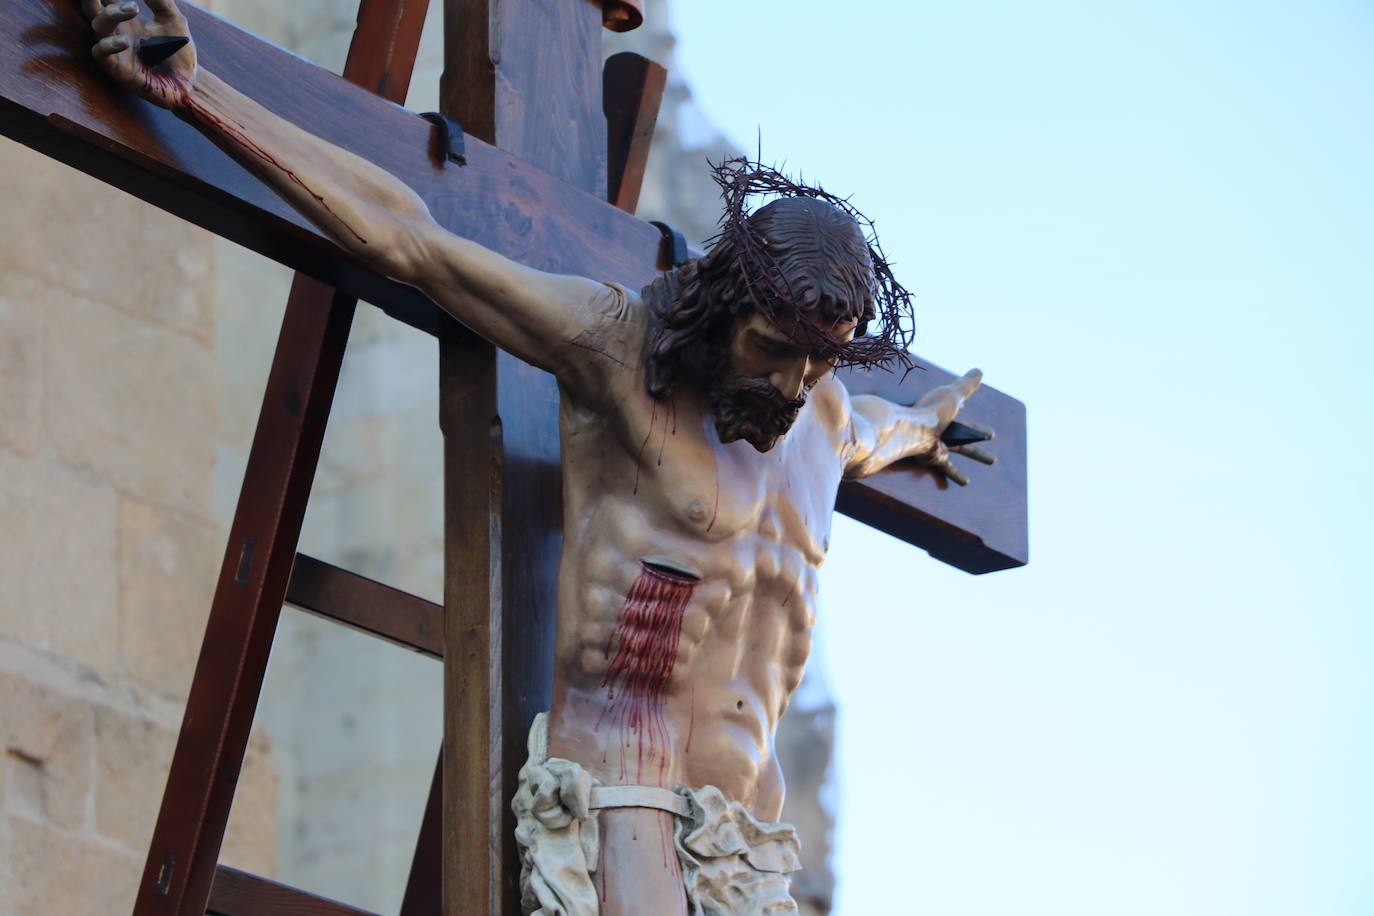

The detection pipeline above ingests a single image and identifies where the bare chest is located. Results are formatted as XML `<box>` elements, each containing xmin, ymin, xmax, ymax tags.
<box><xmin>613</xmin><ymin>392</ymin><xmax>844</xmax><ymax>561</ymax></box>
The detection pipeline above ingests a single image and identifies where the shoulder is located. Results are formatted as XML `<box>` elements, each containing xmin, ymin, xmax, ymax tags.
<box><xmin>558</xmin><ymin>281</ymin><xmax>651</xmax><ymax>408</ymax></box>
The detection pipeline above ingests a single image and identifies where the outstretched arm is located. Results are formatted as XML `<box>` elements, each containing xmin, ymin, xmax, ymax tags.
<box><xmin>83</xmin><ymin>0</ymin><xmax>634</xmax><ymax>395</ymax></box>
<box><xmin>842</xmin><ymin>369</ymin><xmax>994</xmax><ymax>486</ymax></box>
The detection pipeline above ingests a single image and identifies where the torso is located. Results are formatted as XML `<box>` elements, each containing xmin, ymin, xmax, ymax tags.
<box><xmin>546</xmin><ymin>286</ymin><xmax>852</xmax><ymax>821</ymax></box>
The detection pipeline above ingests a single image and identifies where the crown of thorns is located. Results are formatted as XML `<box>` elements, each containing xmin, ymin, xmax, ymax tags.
<box><xmin>707</xmin><ymin>157</ymin><xmax>915</xmax><ymax>372</ymax></box>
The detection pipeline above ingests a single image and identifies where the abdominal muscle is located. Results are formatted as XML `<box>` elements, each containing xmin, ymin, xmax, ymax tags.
<box><xmin>546</xmin><ymin>536</ymin><xmax>814</xmax><ymax>822</ymax></box>
<box><xmin>545</xmin><ymin>371</ymin><xmax>837</xmax><ymax>824</ymax></box>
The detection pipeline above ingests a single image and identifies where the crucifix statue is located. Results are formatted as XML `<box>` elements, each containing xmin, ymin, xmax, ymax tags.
<box><xmin>78</xmin><ymin>1</ymin><xmax>995</xmax><ymax>912</ymax></box>
<box><xmin>1</xmin><ymin>0</ymin><xmax>1023</xmax><ymax>912</ymax></box>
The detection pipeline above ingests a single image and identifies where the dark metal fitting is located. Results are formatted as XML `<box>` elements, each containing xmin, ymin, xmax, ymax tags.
<box><xmin>940</xmin><ymin>420</ymin><xmax>993</xmax><ymax>447</ymax></box>
<box><xmin>137</xmin><ymin>35</ymin><xmax>189</xmax><ymax>68</ymax></box>
<box><xmin>649</xmin><ymin>220</ymin><xmax>688</xmax><ymax>268</ymax></box>
<box><xmin>419</xmin><ymin>112</ymin><xmax>467</xmax><ymax>167</ymax></box>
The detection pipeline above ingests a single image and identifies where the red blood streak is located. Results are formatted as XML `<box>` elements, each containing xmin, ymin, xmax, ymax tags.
<box><xmin>633</xmin><ymin>400</ymin><xmax>659</xmax><ymax>495</ymax></box>
<box><xmin>656</xmin><ymin>396</ymin><xmax>677</xmax><ymax>466</ymax></box>
<box><xmin>598</xmin><ymin>563</ymin><xmax>696</xmax><ymax>785</ymax></box>
<box><xmin>176</xmin><ymin>83</ymin><xmax>369</xmax><ymax>247</ymax></box>
<box><xmin>684</xmin><ymin>685</ymin><xmax>696</xmax><ymax>753</ymax></box>
<box><xmin>707</xmin><ymin>459</ymin><xmax>720</xmax><ymax>532</ymax></box>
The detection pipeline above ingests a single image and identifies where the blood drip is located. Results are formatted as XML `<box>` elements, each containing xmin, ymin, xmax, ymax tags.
<box><xmin>176</xmin><ymin>83</ymin><xmax>369</xmax><ymax>246</ymax></box>
<box><xmin>598</xmin><ymin>564</ymin><xmax>696</xmax><ymax>785</ymax></box>
<box><xmin>633</xmin><ymin>400</ymin><xmax>659</xmax><ymax>495</ymax></box>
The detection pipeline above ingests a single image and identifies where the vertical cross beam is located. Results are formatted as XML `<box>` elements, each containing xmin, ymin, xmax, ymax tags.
<box><xmin>437</xmin><ymin>1</ymin><xmax>607</xmax><ymax>913</ymax></box>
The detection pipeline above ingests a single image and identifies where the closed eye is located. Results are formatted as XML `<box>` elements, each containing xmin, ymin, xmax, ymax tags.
<box><xmin>750</xmin><ymin>332</ymin><xmax>803</xmax><ymax>359</ymax></box>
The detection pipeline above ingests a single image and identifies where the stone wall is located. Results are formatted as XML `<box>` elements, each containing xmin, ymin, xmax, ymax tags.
<box><xmin>0</xmin><ymin>97</ymin><xmax>275</xmax><ymax>916</ymax></box>
<box><xmin>0</xmin><ymin>1</ymin><xmax>834</xmax><ymax>913</ymax></box>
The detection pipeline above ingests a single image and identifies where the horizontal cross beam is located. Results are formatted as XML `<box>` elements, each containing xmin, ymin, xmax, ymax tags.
<box><xmin>1</xmin><ymin>0</ymin><xmax>1026</xmax><ymax>572</ymax></box>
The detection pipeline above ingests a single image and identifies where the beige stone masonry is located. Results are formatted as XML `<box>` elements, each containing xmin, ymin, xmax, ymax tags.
<box><xmin>45</xmin><ymin>290</ymin><xmax>216</xmax><ymax>522</ymax></box>
<box><xmin>118</xmin><ymin>495</ymin><xmax>220</xmax><ymax>697</ymax></box>
<box><xmin>0</xmin><ymin>451</ymin><xmax>120</xmax><ymax>678</ymax></box>
<box><xmin>0</xmin><ymin>273</ymin><xmax>44</xmax><ymax>460</ymax></box>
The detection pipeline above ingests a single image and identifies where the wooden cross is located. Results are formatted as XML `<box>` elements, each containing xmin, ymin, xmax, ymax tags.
<box><xmin>0</xmin><ymin>1</ymin><xmax>1027</xmax><ymax>914</ymax></box>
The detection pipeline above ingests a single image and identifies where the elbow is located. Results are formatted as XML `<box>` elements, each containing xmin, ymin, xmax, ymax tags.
<box><xmin>365</xmin><ymin>222</ymin><xmax>434</xmax><ymax>287</ymax></box>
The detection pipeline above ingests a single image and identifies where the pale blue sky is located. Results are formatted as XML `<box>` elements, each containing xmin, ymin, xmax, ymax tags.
<box><xmin>669</xmin><ymin>2</ymin><xmax>1374</xmax><ymax>913</ymax></box>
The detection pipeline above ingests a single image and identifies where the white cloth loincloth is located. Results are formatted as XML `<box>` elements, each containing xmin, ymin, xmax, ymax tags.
<box><xmin>511</xmin><ymin>713</ymin><xmax>802</xmax><ymax>915</ymax></box>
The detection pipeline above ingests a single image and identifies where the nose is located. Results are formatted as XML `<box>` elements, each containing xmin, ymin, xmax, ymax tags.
<box><xmin>770</xmin><ymin>359</ymin><xmax>809</xmax><ymax>401</ymax></box>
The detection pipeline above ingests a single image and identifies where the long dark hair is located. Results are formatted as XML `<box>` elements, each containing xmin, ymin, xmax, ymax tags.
<box><xmin>644</xmin><ymin>175</ymin><xmax>913</xmax><ymax>398</ymax></box>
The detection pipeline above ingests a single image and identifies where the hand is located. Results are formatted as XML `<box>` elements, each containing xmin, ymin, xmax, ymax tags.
<box><xmin>85</xmin><ymin>0</ymin><xmax>197</xmax><ymax>111</ymax></box>
<box><xmin>912</xmin><ymin>368</ymin><xmax>995</xmax><ymax>487</ymax></box>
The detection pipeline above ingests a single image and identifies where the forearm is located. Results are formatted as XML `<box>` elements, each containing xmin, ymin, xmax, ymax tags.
<box><xmin>845</xmin><ymin>394</ymin><xmax>939</xmax><ymax>478</ymax></box>
<box><xmin>178</xmin><ymin>70</ymin><xmax>432</xmax><ymax>278</ymax></box>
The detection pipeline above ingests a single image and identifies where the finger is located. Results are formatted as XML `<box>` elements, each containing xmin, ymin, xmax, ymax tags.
<box><xmin>81</xmin><ymin>0</ymin><xmax>105</xmax><ymax>19</ymax></box>
<box><xmin>92</xmin><ymin>2</ymin><xmax>139</xmax><ymax>36</ymax></box>
<box><xmin>144</xmin><ymin>0</ymin><xmax>183</xmax><ymax>22</ymax></box>
<box><xmin>942</xmin><ymin>461</ymin><xmax>969</xmax><ymax>487</ymax></box>
<box><xmin>962</xmin><ymin>422</ymin><xmax>995</xmax><ymax>441</ymax></box>
<box><xmin>952</xmin><ymin>444</ymin><xmax>996</xmax><ymax>465</ymax></box>
<box><xmin>93</xmin><ymin>34</ymin><xmax>131</xmax><ymax>58</ymax></box>
<box><xmin>952</xmin><ymin>368</ymin><xmax>983</xmax><ymax>400</ymax></box>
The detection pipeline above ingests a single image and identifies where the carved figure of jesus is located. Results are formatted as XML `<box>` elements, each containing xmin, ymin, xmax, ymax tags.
<box><xmin>82</xmin><ymin>3</ymin><xmax>993</xmax><ymax>912</ymax></box>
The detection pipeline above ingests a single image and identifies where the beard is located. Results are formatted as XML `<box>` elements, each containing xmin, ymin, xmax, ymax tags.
<box><xmin>707</xmin><ymin>350</ymin><xmax>807</xmax><ymax>452</ymax></box>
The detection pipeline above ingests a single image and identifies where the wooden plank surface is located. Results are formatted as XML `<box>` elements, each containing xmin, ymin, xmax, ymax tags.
<box><xmin>285</xmin><ymin>553</ymin><xmax>444</xmax><ymax>658</ymax></box>
<box><xmin>207</xmin><ymin>867</ymin><xmax>381</xmax><ymax>916</ymax></box>
<box><xmin>438</xmin><ymin>1</ymin><xmax>608</xmax><ymax>910</ymax></box>
<box><xmin>0</xmin><ymin>0</ymin><xmax>1026</xmax><ymax>576</ymax></box>
<box><xmin>604</xmin><ymin>51</ymin><xmax>667</xmax><ymax>213</ymax></box>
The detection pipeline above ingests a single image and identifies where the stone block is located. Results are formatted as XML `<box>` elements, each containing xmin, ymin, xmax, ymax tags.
<box><xmin>0</xmin><ymin>272</ymin><xmax>45</xmax><ymax>459</ymax></box>
<box><xmin>0</xmin><ymin>147</ymin><xmax>148</xmax><ymax>313</ymax></box>
<box><xmin>92</xmin><ymin>706</ymin><xmax>177</xmax><ymax>850</ymax></box>
<box><xmin>0</xmin><ymin>452</ymin><xmax>120</xmax><ymax>676</ymax></box>
<box><xmin>8</xmin><ymin>817</ymin><xmax>141</xmax><ymax>916</ymax></box>
<box><xmin>45</xmin><ymin>291</ymin><xmax>216</xmax><ymax>521</ymax></box>
<box><xmin>118</xmin><ymin>496</ymin><xmax>220</xmax><ymax>696</ymax></box>
<box><xmin>130</xmin><ymin>208</ymin><xmax>217</xmax><ymax>344</ymax></box>
<box><xmin>210</xmin><ymin>238</ymin><xmax>288</xmax><ymax>450</ymax></box>
<box><xmin>220</xmin><ymin>733</ymin><xmax>279</xmax><ymax>879</ymax></box>
<box><xmin>0</xmin><ymin>673</ymin><xmax>94</xmax><ymax>832</ymax></box>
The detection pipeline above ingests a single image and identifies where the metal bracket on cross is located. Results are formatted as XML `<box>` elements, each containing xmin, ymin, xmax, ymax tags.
<box><xmin>420</xmin><ymin>111</ymin><xmax>467</xmax><ymax>167</ymax></box>
<box><xmin>650</xmin><ymin>220</ymin><xmax>689</xmax><ymax>268</ymax></box>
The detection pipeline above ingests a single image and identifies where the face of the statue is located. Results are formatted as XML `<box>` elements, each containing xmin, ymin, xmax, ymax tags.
<box><xmin>709</xmin><ymin>310</ymin><xmax>859</xmax><ymax>452</ymax></box>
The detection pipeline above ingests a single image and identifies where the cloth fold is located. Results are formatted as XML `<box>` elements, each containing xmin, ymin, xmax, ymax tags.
<box><xmin>512</xmin><ymin>713</ymin><xmax>801</xmax><ymax>915</ymax></box>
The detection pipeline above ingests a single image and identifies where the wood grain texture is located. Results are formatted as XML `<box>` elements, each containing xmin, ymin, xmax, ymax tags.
<box><xmin>207</xmin><ymin>867</ymin><xmax>381</xmax><ymax>916</ymax></box>
<box><xmin>285</xmin><ymin>553</ymin><xmax>444</xmax><ymax>658</ymax></box>
<box><xmin>604</xmin><ymin>51</ymin><xmax>667</xmax><ymax>213</ymax></box>
<box><xmin>438</xmin><ymin>330</ymin><xmax>506</xmax><ymax>914</ymax></box>
<box><xmin>440</xmin><ymin>0</ymin><xmax>607</xmax><ymax>195</ymax></box>
<box><xmin>343</xmin><ymin>0</ymin><xmax>431</xmax><ymax>101</ymax></box>
<box><xmin>438</xmin><ymin>3</ymin><xmax>606</xmax><ymax>913</ymax></box>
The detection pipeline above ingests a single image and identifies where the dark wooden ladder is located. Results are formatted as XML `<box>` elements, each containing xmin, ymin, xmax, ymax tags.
<box><xmin>129</xmin><ymin>1</ymin><xmax>666</xmax><ymax>913</ymax></box>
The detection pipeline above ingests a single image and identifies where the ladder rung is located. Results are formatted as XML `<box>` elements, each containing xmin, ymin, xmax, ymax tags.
<box><xmin>286</xmin><ymin>553</ymin><xmax>442</xmax><ymax>658</ymax></box>
<box><xmin>207</xmin><ymin>866</ymin><xmax>380</xmax><ymax>915</ymax></box>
